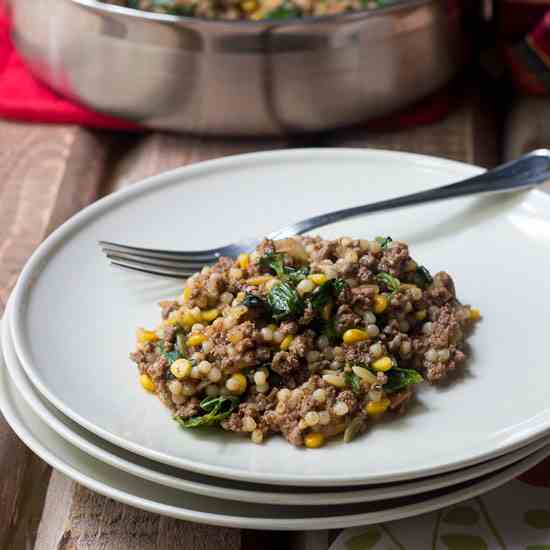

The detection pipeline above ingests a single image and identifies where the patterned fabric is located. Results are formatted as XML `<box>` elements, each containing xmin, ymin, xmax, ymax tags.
<box><xmin>502</xmin><ymin>1</ymin><xmax>550</xmax><ymax>94</ymax></box>
<box><xmin>331</xmin><ymin>463</ymin><xmax>550</xmax><ymax>550</ymax></box>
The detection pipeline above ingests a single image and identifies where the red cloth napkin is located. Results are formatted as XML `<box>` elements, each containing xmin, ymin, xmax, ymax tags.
<box><xmin>0</xmin><ymin>2</ymin><xmax>454</xmax><ymax>131</ymax></box>
<box><xmin>0</xmin><ymin>3</ymin><xmax>138</xmax><ymax>130</ymax></box>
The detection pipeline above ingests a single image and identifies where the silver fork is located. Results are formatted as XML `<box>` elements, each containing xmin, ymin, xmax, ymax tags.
<box><xmin>100</xmin><ymin>149</ymin><xmax>550</xmax><ymax>279</ymax></box>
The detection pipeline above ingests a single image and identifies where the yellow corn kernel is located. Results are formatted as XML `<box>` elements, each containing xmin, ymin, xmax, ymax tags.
<box><xmin>342</xmin><ymin>329</ymin><xmax>369</xmax><ymax>345</ymax></box>
<box><xmin>373</xmin><ymin>294</ymin><xmax>388</xmax><ymax>314</ymax></box>
<box><xmin>201</xmin><ymin>308</ymin><xmax>219</xmax><ymax>322</ymax></box>
<box><xmin>372</xmin><ymin>356</ymin><xmax>393</xmax><ymax>372</ymax></box>
<box><xmin>180</xmin><ymin>310</ymin><xmax>196</xmax><ymax>328</ymax></box>
<box><xmin>366</xmin><ymin>398</ymin><xmax>391</xmax><ymax>416</ymax></box>
<box><xmin>183</xmin><ymin>286</ymin><xmax>192</xmax><ymax>304</ymax></box>
<box><xmin>469</xmin><ymin>308</ymin><xmax>481</xmax><ymax>321</ymax></box>
<box><xmin>415</xmin><ymin>309</ymin><xmax>427</xmax><ymax>321</ymax></box>
<box><xmin>246</xmin><ymin>275</ymin><xmax>273</xmax><ymax>286</ymax></box>
<box><xmin>170</xmin><ymin>358</ymin><xmax>192</xmax><ymax>379</ymax></box>
<box><xmin>308</xmin><ymin>273</ymin><xmax>328</xmax><ymax>286</ymax></box>
<box><xmin>136</xmin><ymin>328</ymin><xmax>158</xmax><ymax>344</ymax></box>
<box><xmin>304</xmin><ymin>432</ymin><xmax>325</xmax><ymax>449</ymax></box>
<box><xmin>139</xmin><ymin>374</ymin><xmax>156</xmax><ymax>393</ymax></box>
<box><xmin>237</xmin><ymin>253</ymin><xmax>250</xmax><ymax>269</ymax></box>
<box><xmin>240</xmin><ymin>0</ymin><xmax>257</xmax><ymax>12</ymax></box>
<box><xmin>322</xmin><ymin>303</ymin><xmax>332</xmax><ymax>321</ymax></box>
<box><xmin>187</xmin><ymin>333</ymin><xmax>208</xmax><ymax>347</ymax></box>
<box><xmin>280</xmin><ymin>335</ymin><xmax>294</xmax><ymax>351</ymax></box>
<box><xmin>226</xmin><ymin>373</ymin><xmax>247</xmax><ymax>395</ymax></box>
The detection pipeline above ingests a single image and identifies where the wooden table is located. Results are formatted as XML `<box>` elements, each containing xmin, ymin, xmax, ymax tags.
<box><xmin>0</xmin><ymin>84</ymin><xmax>547</xmax><ymax>550</ymax></box>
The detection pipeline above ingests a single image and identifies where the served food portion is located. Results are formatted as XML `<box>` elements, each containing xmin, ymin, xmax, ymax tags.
<box><xmin>131</xmin><ymin>236</ymin><xmax>480</xmax><ymax>448</ymax></box>
<box><xmin>104</xmin><ymin>0</ymin><xmax>391</xmax><ymax>21</ymax></box>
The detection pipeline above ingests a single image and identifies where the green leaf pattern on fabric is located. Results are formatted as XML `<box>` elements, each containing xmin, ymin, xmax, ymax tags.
<box><xmin>525</xmin><ymin>510</ymin><xmax>550</xmax><ymax>530</ymax></box>
<box><xmin>440</xmin><ymin>534</ymin><xmax>488</xmax><ymax>550</ymax></box>
<box><xmin>345</xmin><ymin>527</ymin><xmax>382</xmax><ymax>550</ymax></box>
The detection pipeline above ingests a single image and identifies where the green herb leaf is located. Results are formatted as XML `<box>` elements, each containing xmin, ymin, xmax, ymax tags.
<box><xmin>321</xmin><ymin>319</ymin><xmax>340</xmax><ymax>344</ymax></box>
<box><xmin>285</xmin><ymin>266</ymin><xmax>310</xmax><ymax>285</ymax></box>
<box><xmin>260</xmin><ymin>252</ymin><xmax>286</xmax><ymax>279</ymax></box>
<box><xmin>345</xmin><ymin>371</ymin><xmax>363</xmax><ymax>395</ymax></box>
<box><xmin>264</xmin><ymin>3</ymin><xmax>301</xmax><ymax>18</ymax></box>
<box><xmin>309</xmin><ymin>278</ymin><xmax>347</xmax><ymax>311</ymax></box>
<box><xmin>241</xmin><ymin>293</ymin><xmax>269</xmax><ymax>313</ymax></box>
<box><xmin>155</xmin><ymin>341</ymin><xmax>181</xmax><ymax>366</ymax></box>
<box><xmin>267</xmin><ymin>282</ymin><xmax>304</xmax><ymax>321</ymax></box>
<box><xmin>384</xmin><ymin>367</ymin><xmax>423</xmax><ymax>394</ymax></box>
<box><xmin>200</xmin><ymin>395</ymin><xmax>240</xmax><ymax>413</ymax></box>
<box><xmin>259</xmin><ymin>252</ymin><xmax>309</xmax><ymax>284</ymax></box>
<box><xmin>414</xmin><ymin>265</ymin><xmax>433</xmax><ymax>288</ymax></box>
<box><xmin>375</xmin><ymin>236</ymin><xmax>393</xmax><ymax>249</ymax></box>
<box><xmin>163</xmin><ymin>349</ymin><xmax>180</xmax><ymax>365</ymax></box>
<box><xmin>375</xmin><ymin>272</ymin><xmax>400</xmax><ymax>294</ymax></box>
<box><xmin>176</xmin><ymin>395</ymin><xmax>240</xmax><ymax>428</ymax></box>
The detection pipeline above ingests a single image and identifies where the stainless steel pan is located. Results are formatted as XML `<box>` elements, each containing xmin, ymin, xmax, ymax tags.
<box><xmin>8</xmin><ymin>0</ymin><xmax>466</xmax><ymax>135</ymax></box>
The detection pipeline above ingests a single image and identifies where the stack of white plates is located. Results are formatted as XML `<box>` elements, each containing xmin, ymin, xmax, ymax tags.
<box><xmin>3</xmin><ymin>149</ymin><xmax>550</xmax><ymax>530</ymax></box>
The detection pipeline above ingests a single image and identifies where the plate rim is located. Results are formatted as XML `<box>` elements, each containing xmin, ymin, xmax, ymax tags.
<box><xmin>6</xmin><ymin>295</ymin><xmax>550</xmax><ymax>506</ymax></box>
<box><xmin>2</xmin><ymin>318</ymin><xmax>550</xmax><ymax>529</ymax></box>
<box><xmin>11</xmin><ymin>146</ymin><xmax>544</xmax><ymax>486</ymax></box>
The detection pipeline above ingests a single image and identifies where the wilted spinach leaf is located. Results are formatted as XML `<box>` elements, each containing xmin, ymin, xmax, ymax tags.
<box><xmin>285</xmin><ymin>266</ymin><xmax>310</xmax><ymax>285</ymax></box>
<box><xmin>345</xmin><ymin>371</ymin><xmax>363</xmax><ymax>395</ymax></box>
<box><xmin>260</xmin><ymin>252</ymin><xmax>309</xmax><ymax>284</ymax></box>
<box><xmin>264</xmin><ymin>3</ymin><xmax>301</xmax><ymax>18</ymax></box>
<box><xmin>309</xmin><ymin>278</ymin><xmax>347</xmax><ymax>311</ymax></box>
<box><xmin>375</xmin><ymin>236</ymin><xmax>393</xmax><ymax>249</ymax></box>
<box><xmin>321</xmin><ymin>318</ymin><xmax>340</xmax><ymax>344</ymax></box>
<box><xmin>414</xmin><ymin>265</ymin><xmax>433</xmax><ymax>288</ymax></box>
<box><xmin>175</xmin><ymin>395</ymin><xmax>240</xmax><ymax>428</ymax></box>
<box><xmin>155</xmin><ymin>341</ymin><xmax>182</xmax><ymax>366</ymax></box>
<box><xmin>241</xmin><ymin>293</ymin><xmax>269</xmax><ymax>315</ymax></box>
<box><xmin>163</xmin><ymin>349</ymin><xmax>180</xmax><ymax>365</ymax></box>
<box><xmin>384</xmin><ymin>367</ymin><xmax>423</xmax><ymax>394</ymax></box>
<box><xmin>267</xmin><ymin>282</ymin><xmax>304</xmax><ymax>321</ymax></box>
<box><xmin>375</xmin><ymin>272</ymin><xmax>400</xmax><ymax>294</ymax></box>
<box><xmin>260</xmin><ymin>252</ymin><xmax>285</xmax><ymax>278</ymax></box>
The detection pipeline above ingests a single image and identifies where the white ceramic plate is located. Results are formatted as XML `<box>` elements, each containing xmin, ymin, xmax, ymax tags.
<box><xmin>2</xmin><ymin>325</ymin><xmax>550</xmax><ymax>530</ymax></box>
<box><xmin>10</xmin><ymin>148</ymin><xmax>550</xmax><ymax>486</ymax></box>
<box><xmin>6</xmin><ymin>297</ymin><xmax>550</xmax><ymax>506</ymax></box>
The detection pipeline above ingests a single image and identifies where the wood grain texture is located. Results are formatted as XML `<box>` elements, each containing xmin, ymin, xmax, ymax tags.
<box><xmin>34</xmin><ymin>133</ymin><xmax>288</xmax><ymax>550</ymax></box>
<box><xmin>0</xmin><ymin>121</ymin><xmax>110</xmax><ymax>550</ymax></box>
<box><xmin>504</xmin><ymin>96</ymin><xmax>550</xmax><ymax>161</ymax></box>
<box><xmin>323</xmin><ymin>87</ymin><xmax>500</xmax><ymax>169</ymax></box>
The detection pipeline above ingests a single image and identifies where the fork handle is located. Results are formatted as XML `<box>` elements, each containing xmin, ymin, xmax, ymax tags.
<box><xmin>270</xmin><ymin>149</ymin><xmax>550</xmax><ymax>239</ymax></box>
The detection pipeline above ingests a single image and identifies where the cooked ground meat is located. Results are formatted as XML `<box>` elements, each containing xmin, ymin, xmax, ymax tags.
<box><xmin>131</xmin><ymin>235</ymin><xmax>480</xmax><ymax>448</ymax></box>
<box><xmin>103</xmin><ymin>0</ymin><xmax>389</xmax><ymax>21</ymax></box>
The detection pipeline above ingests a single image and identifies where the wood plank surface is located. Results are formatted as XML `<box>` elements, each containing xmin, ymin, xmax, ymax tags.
<box><xmin>0</xmin><ymin>82</ymin><xmax>506</xmax><ymax>550</ymax></box>
<box><xmin>30</xmin><ymin>131</ymin><xmax>289</xmax><ymax>550</ymax></box>
<box><xmin>0</xmin><ymin>122</ymin><xmax>107</xmax><ymax>550</ymax></box>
